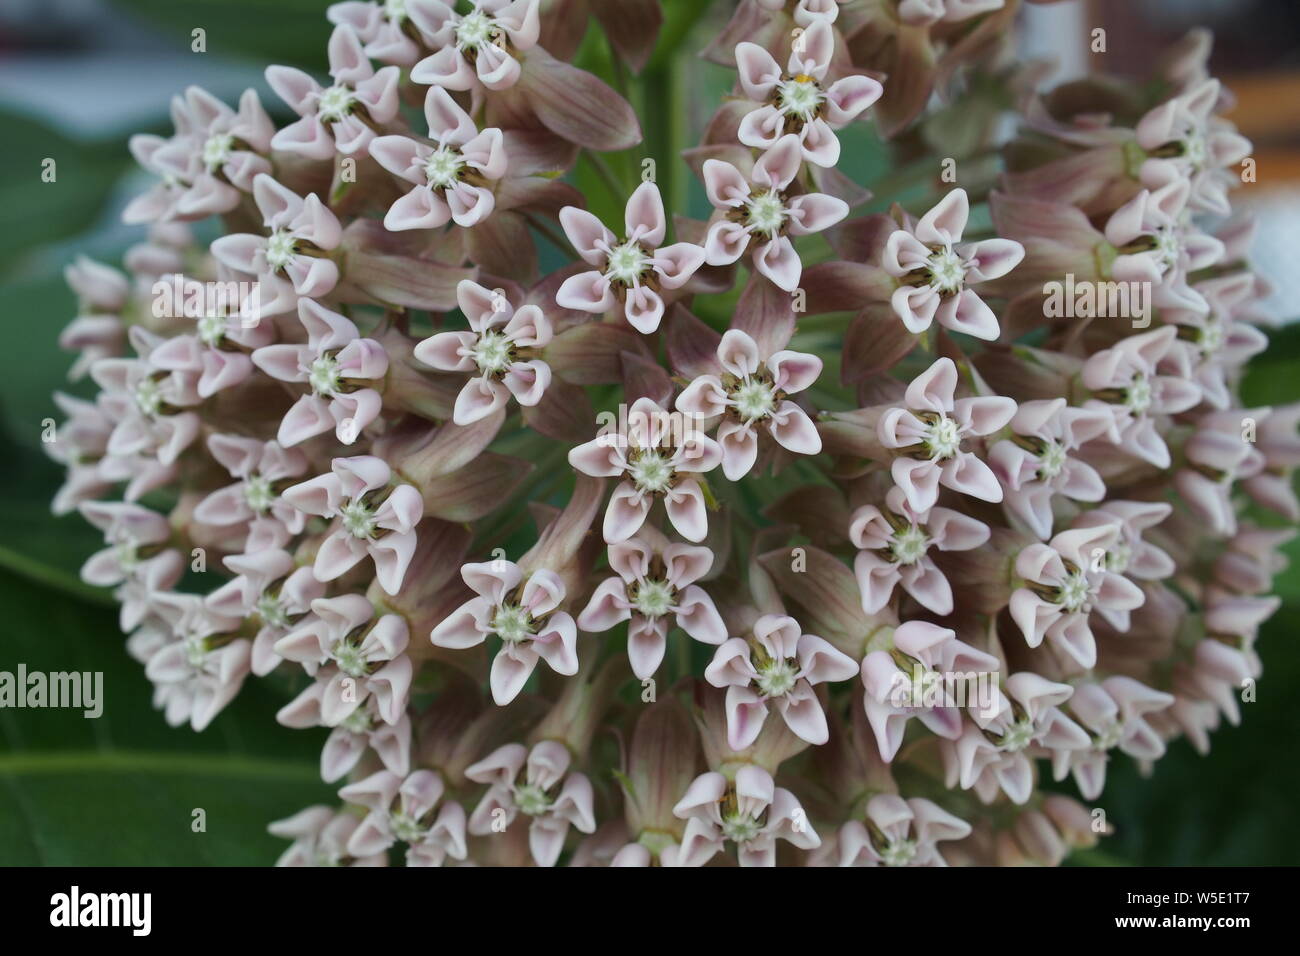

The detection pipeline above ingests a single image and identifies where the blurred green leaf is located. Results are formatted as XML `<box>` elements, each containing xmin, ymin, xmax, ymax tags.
<box><xmin>0</xmin><ymin>571</ymin><xmax>331</xmax><ymax>865</ymax></box>
<box><xmin>110</xmin><ymin>0</ymin><xmax>331</xmax><ymax>71</ymax></box>
<box><xmin>0</xmin><ymin>112</ymin><xmax>129</xmax><ymax>276</ymax></box>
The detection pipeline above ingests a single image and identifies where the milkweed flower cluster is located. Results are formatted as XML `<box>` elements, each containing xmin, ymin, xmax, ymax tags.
<box><xmin>52</xmin><ymin>1</ymin><xmax>1292</xmax><ymax>867</ymax></box>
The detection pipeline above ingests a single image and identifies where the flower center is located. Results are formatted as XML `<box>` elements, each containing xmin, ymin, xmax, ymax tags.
<box><xmin>493</xmin><ymin>602</ymin><xmax>534</xmax><ymax>644</ymax></box>
<box><xmin>629</xmin><ymin>450</ymin><xmax>673</xmax><ymax>493</ymax></box>
<box><xmin>927</xmin><ymin>246</ymin><xmax>966</xmax><ymax>294</ymax></box>
<box><xmin>115</xmin><ymin>541</ymin><xmax>140</xmax><ymax>571</ymax></box>
<box><xmin>890</xmin><ymin>525</ymin><xmax>929</xmax><ymax>565</ymax></box>
<box><xmin>606</xmin><ymin>240</ymin><xmax>649</xmax><ymax>285</ymax></box>
<box><xmin>316</xmin><ymin>84</ymin><xmax>357</xmax><ymax>123</ymax></box>
<box><xmin>777</xmin><ymin>76</ymin><xmax>823</xmax><ymax>120</ymax></box>
<box><xmin>1093</xmin><ymin>720</ymin><xmax>1123</xmax><ymax>750</ymax></box>
<box><xmin>879</xmin><ymin>838</ymin><xmax>919</xmax><ymax>867</ymax></box>
<box><xmin>513</xmin><ymin>782</ymin><xmax>552</xmax><ymax>816</ymax></box>
<box><xmin>341</xmin><ymin>706</ymin><xmax>372</xmax><ymax>734</ymax></box>
<box><xmin>202</xmin><ymin>133</ymin><xmax>234</xmax><ymax>171</ymax></box>
<box><xmin>424</xmin><ymin>146</ymin><xmax>464</xmax><ymax>189</ymax></box>
<box><xmin>456</xmin><ymin>10</ymin><xmax>497</xmax><ymax>50</ymax></box>
<box><xmin>1125</xmin><ymin>374</ymin><xmax>1153</xmax><ymax>415</ymax></box>
<box><xmin>632</xmin><ymin>578</ymin><xmax>675</xmax><ymax>618</ymax></box>
<box><xmin>1058</xmin><ymin>569</ymin><xmax>1092</xmax><ymax>612</ymax></box>
<box><xmin>308</xmin><ymin>354</ymin><xmax>342</xmax><ymax>396</ymax></box>
<box><xmin>134</xmin><ymin>377</ymin><xmax>163</xmax><ymax>416</ymax></box>
<box><xmin>925</xmin><ymin>414</ymin><xmax>962</xmax><ymax>458</ymax></box>
<box><xmin>746</xmin><ymin>190</ymin><xmax>787</xmax><ymax>237</ymax></box>
<box><xmin>340</xmin><ymin>499</ymin><xmax>376</xmax><ymax>539</ymax></box>
<box><xmin>184</xmin><ymin>636</ymin><xmax>208</xmax><ymax>670</ymax></box>
<box><xmin>197</xmin><ymin>311</ymin><xmax>227</xmax><ymax>347</ymax></box>
<box><xmin>1199</xmin><ymin>318</ymin><xmax>1224</xmax><ymax>354</ymax></box>
<box><xmin>1181</xmin><ymin>126</ymin><xmax>1206</xmax><ymax>170</ymax></box>
<box><xmin>255</xmin><ymin>591</ymin><xmax>289</xmax><ymax>629</ymax></box>
<box><xmin>388</xmin><ymin>810</ymin><xmax>426</xmax><ymax>843</ymax></box>
<box><xmin>755</xmin><ymin>657</ymin><xmax>799</xmax><ymax>697</ymax></box>
<box><xmin>471</xmin><ymin>329</ymin><xmax>512</xmax><ymax>374</ymax></box>
<box><xmin>721</xmin><ymin>813</ymin><xmax>762</xmax><ymax>843</ymax></box>
<box><xmin>383</xmin><ymin>0</ymin><xmax>408</xmax><ymax>21</ymax></box>
<box><xmin>265</xmin><ymin>230</ymin><xmax>297</xmax><ymax>271</ymax></box>
<box><xmin>1152</xmin><ymin>226</ymin><xmax>1181</xmax><ymax>273</ymax></box>
<box><xmin>334</xmin><ymin>640</ymin><xmax>369</xmax><ymax>678</ymax></box>
<box><xmin>731</xmin><ymin>378</ymin><xmax>776</xmax><ymax>421</ymax></box>
<box><xmin>244</xmin><ymin>473</ymin><xmax>275</xmax><ymax>514</ymax></box>
<box><xmin>1037</xmin><ymin>440</ymin><xmax>1067</xmax><ymax>480</ymax></box>
<box><xmin>1106</xmin><ymin>539</ymin><xmax>1132</xmax><ymax>574</ymax></box>
<box><xmin>1000</xmin><ymin>717</ymin><xmax>1036</xmax><ymax>752</ymax></box>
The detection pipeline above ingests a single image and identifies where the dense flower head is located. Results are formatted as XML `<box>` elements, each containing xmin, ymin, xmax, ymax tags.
<box><xmin>52</xmin><ymin>1</ymin><xmax>1291</xmax><ymax>867</ymax></box>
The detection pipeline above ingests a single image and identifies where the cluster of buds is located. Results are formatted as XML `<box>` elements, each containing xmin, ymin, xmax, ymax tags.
<box><xmin>52</xmin><ymin>0</ymin><xmax>1291</xmax><ymax>867</ymax></box>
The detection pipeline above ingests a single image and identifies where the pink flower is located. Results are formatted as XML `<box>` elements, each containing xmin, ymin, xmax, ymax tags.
<box><xmin>78</xmin><ymin>501</ymin><xmax>175</xmax><ymax>590</ymax></box>
<box><xmin>210</xmin><ymin>175</ymin><xmax>341</xmax><ymax>319</ymax></box>
<box><xmin>413</xmin><ymin>279</ymin><xmax>551</xmax><ymax>424</ymax></box>
<box><xmin>370</xmin><ymin>87</ymin><xmax>506</xmax><ymax>230</ymax></box>
<box><xmin>274</xmin><ymin>593</ymin><xmax>413</xmax><ymax>725</ymax></box>
<box><xmin>1050</xmin><ymin>677</ymin><xmax>1173</xmax><ymax>799</ymax></box>
<box><xmin>431</xmin><ymin>560</ymin><xmax>578</xmax><ymax>704</ymax></box>
<box><xmin>278</xmin><ymin>683</ymin><xmax>412</xmax><ymax>783</ymax></box>
<box><xmin>60</xmin><ymin>256</ymin><xmax>128</xmax><ymax>379</ymax></box>
<box><xmin>988</xmin><ymin>398</ymin><xmax>1111</xmax><ymax>540</ymax></box>
<box><xmin>877</xmin><ymin>356</ymin><xmax>1016</xmax><ymax>512</ymax></box>
<box><xmin>556</xmin><ymin>182</ymin><xmax>706</xmax><ymax>333</ymax></box>
<box><xmin>849</xmin><ymin>485</ymin><xmax>990</xmax><ymax>615</ymax></box>
<box><xmin>897</xmin><ymin>0</ymin><xmax>1005</xmax><ymax>26</ymax></box>
<box><xmin>339</xmin><ymin>770</ymin><xmax>467</xmax><ymax>866</ymax></box>
<box><xmin>675</xmin><ymin>328</ymin><xmax>822</xmax><ymax>480</ymax></box>
<box><xmin>1072</xmin><ymin>500</ymin><xmax>1175</xmax><ymax>588</ymax></box>
<box><xmin>1176</xmin><ymin>409</ymin><xmax>1266</xmax><ymax>536</ymax></box>
<box><xmin>265</xmin><ymin>25</ymin><xmax>400</xmax><ymax>158</ymax></box>
<box><xmin>833</xmin><ymin>795</ymin><xmax>971</xmax><ymax>867</ymax></box>
<box><xmin>92</xmin><ymin>333</ymin><xmax>202</xmax><ymax>467</ymax></box>
<box><xmin>569</xmin><ymin>397</ymin><xmax>722</xmax><ymax>543</ymax></box>
<box><xmin>142</xmin><ymin>593</ymin><xmax>249</xmax><ymax>731</ymax></box>
<box><xmin>702</xmin><ymin>134</ymin><xmax>847</xmax><ymax>291</ymax></box>
<box><xmin>270</xmin><ymin>805</ymin><xmax>387</xmax><ymax>866</ymax></box>
<box><xmin>408</xmin><ymin>0</ymin><xmax>541</xmax><ymax>92</ymax></box>
<box><xmin>943</xmin><ymin>672</ymin><xmax>1089</xmax><ymax>805</ymax></box>
<box><xmin>1166</xmin><ymin>273</ymin><xmax>1268</xmax><ymax>410</ymax></box>
<box><xmin>1010</xmin><ymin>523</ymin><xmax>1145</xmax><ymax>670</ymax></box>
<box><xmin>192</xmin><ymin>435</ymin><xmax>309</xmax><ymax>552</ymax></box>
<box><xmin>577</xmin><ymin>529</ymin><xmax>726</xmax><ymax>679</ymax></box>
<box><xmin>466</xmin><ymin>741</ymin><xmax>596</xmax><ymax>867</ymax></box>
<box><xmin>1243</xmin><ymin>402</ymin><xmax>1300</xmax><ymax>520</ymax></box>
<box><xmin>1081</xmin><ymin>325</ymin><xmax>1202</xmax><ymax>469</ymax></box>
<box><xmin>673</xmin><ymin>765</ymin><xmax>819</xmax><ymax>867</ymax></box>
<box><xmin>46</xmin><ymin>392</ymin><xmax>115</xmax><ymax>515</ymax></box>
<box><xmin>328</xmin><ymin>0</ymin><xmax>446</xmax><ymax>66</ymax></box>
<box><xmin>147</xmin><ymin>273</ymin><xmax>275</xmax><ymax>399</ymax></box>
<box><xmin>204</xmin><ymin>548</ymin><xmax>325</xmax><ymax>676</ymax></box>
<box><xmin>860</xmin><ymin>621</ymin><xmax>1000</xmax><ymax>761</ymax></box>
<box><xmin>705</xmin><ymin>612</ymin><xmax>857</xmax><ymax>749</ymax></box>
<box><xmin>282</xmin><ymin>456</ymin><xmax>424</xmax><ymax>594</ymax></box>
<box><xmin>733</xmin><ymin>20</ymin><xmax>882</xmax><ymax>167</ymax></box>
<box><xmin>1104</xmin><ymin>180</ymin><xmax>1225</xmax><ymax>313</ymax></box>
<box><xmin>882</xmin><ymin>188</ymin><xmax>1024</xmax><ymax>340</ymax></box>
<box><xmin>148</xmin><ymin>86</ymin><xmax>275</xmax><ymax>217</ymax></box>
<box><xmin>1136</xmin><ymin>78</ymin><xmax>1251</xmax><ymax>216</ymax></box>
<box><xmin>252</xmin><ymin>299</ymin><xmax>388</xmax><ymax>447</ymax></box>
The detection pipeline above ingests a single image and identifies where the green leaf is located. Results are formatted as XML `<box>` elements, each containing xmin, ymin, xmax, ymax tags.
<box><xmin>0</xmin><ymin>112</ymin><xmax>130</xmax><ymax>277</ymax></box>
<box><xmin>0</xmin><ymin>570</ymin><xmax>332</xmax><ymax>865</ymax></box>
<box><xmin>110</xmin><ymin>0</ymin><xmax>331</xmax><ymax>71</ymax></box>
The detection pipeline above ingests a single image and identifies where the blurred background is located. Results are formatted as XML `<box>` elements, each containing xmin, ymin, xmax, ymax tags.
<box><xmin>0</xmin><ymin>0</ymin><xmax>1296</xmax><ymax>865</ymax></box>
